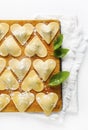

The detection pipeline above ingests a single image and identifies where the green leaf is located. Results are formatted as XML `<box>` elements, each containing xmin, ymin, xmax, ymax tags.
<box><xmin>54</xmin><ymin>48</ymin><xmax>69</xmax><ymax>58</ymax></box>
<box><xmin>54</xmin><ymin>34</ymin><xmax>63</xmax><ymax>50</ymax></box>
<box><xmin>49</xmin><ymin>71</ymin><xmax>70</xmax><ymax>87</ymax></box>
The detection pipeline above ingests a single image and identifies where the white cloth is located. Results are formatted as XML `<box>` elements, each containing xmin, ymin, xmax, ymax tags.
<box><xmin>60</xmin><ymin>16</ymin><xmax>87</xmax><ymax>114</ymax></box>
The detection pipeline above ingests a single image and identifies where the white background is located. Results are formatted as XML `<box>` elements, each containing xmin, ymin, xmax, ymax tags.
<box><xmin>0</xmin><ymin>0</ymin><xmax>88</xmax><ymax>129</ymax></box>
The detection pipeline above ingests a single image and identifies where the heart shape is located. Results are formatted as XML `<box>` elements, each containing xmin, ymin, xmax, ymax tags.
<box><xmin>11</xmin><ymin>91</ymin><xmax>35</xmax><ymax>112</ymax></box>
<box><xmin>10</xmin><ymin>23</ymin><xmax>34</xmax><ymax>45</ymax></box>
<box><xmin>9</xmin><ymin>58</ymin><xmax>31</xmax><ymax>80</ymax></box>
<box><xmin>36</xmin><ymin>92</ymin><xmax>58</xmax><ymax>115</ymax></box>
<box><xmin>0</xmin><ymin>94</ymin><xmax>10</xmax><ymax>111</ymax></box>
<box><xmin>21</xmin><ymin>70</ymin><xmax>44</xmax><ymax>92</ymax></box>
<box><xmin>0</xmin><ymin>23</ymin><xmax>9</xmax><ymax>41</ymax></box>
<box><xmin>33</xmin><ymin>59</ymin><xmax>56</xmax><ymax>81</ymax></box>
<box><xmin>0</xmin><ymin>35</ymin><xmax>21</xmax><ymax>57</ymax></box>
<box><xmin>24</xmin><ymin>36</ymin><xmax>47</xmax><ymax>57</ymax></box>
<box><xmin>0</xmin><ymin>58</ymin><xmax>6</xmax><ymax>73</ymax></box>
<box><xmin>0</xmin><ymin>69</ymin><xmax>19</xmax><ymax>90</ymax></box>
<box><xmin>36</xmin><ymin>22</ymin><xmax>59</xmax><ymax>44</ymax></box>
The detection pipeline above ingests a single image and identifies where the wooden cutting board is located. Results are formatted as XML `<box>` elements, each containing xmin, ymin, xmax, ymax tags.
<box><xmin>0</xmin><ymin>20</ymin><xmax>62</xmax><ymax>113</ymax></box>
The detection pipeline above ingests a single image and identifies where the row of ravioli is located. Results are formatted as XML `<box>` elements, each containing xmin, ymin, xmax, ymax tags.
<box><xmin>0</xmin><ymin>57</ymin><xmax>56</xmax><ymax>91</ymax></box>
<box><xmin>0</xmin><ymin>35</ymin><xmax>48</xmax><ymax>57</ymax></box>
<box><xmin>0</xmin><ymin>91</ymin><xmax>59</xmax><ymax>115</ymax></box>
<box><xmin>0</xmin><ymin>22</ymin><xmax>59</xmax><ymax>57</ymax></box>
<box><xmin>0</xmin><ymin>22</ymin><xmax>59</xmax><ymax>44</ymax></box>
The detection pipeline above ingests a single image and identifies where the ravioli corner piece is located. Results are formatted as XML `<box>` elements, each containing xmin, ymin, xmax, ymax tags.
<box><xmin>0</xmin><ymin>58</ymin><xmax>6</xmax><ymax>73</ymax></box>
<box><xmin>36</xmin><ymin>22</ymin><xmax>60</xmax><ymax>44</ymax></box>
<box><xmin>0</xmin><ymin>23</ymin><xmax>9</xmax><ymax>41</ymax></box>
<box><xmin>11</xmin><ymin>91</ymin><xmax>35</xmax><ymax>112</ymax></box>
<box><xmin>0</xmin><ymin>35</ymin><xmax>21</xmax><ymax>57</ymax></box>
<box><xmin>24</xmin><ymin>36</ymin><xmax>47</xmax><ymax>57</ymax></box>
<box><xmin>33</xmin><ymin>59</ymin><xmax>56</xmax><ymax>81</ymax></box>
<box><xmin>0</xmin><ymin>69</ymin><xmax>19</xmax><ymax>90</ymax></box>
<box><xmin>10</xmin><ymin>23</ymin><xmax>34</xmax><ymax>45</ymax></box>
<box><xmin>36</xmin><ymin>92</ymin><xmax>59</xmax><ymax>115</ymax></box>
<box><xmin>21</xmin><ymin>70</ymin><xmax>44</xmax><ymax>92</ymax></box>
<box><xmin>9</xmin><ymin>58</ymin><xmax>31</xmax><ymax>80</ymax></box>
<box><xmin>0</xmin><ymin>94</ymin><xmax>10</xmax><ymax>111</ymax></box>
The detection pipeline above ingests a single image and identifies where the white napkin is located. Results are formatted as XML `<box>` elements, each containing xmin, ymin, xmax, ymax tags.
<box><xmin>60</xmin><ymin>16</ymin><xmax>87</xmax><ymax>114</ymax></box>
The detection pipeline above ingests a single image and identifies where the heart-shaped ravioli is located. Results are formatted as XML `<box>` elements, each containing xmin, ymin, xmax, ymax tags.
<box><xmin>11</xmin><ymin>91</ymin><xmax>35</xmax><ymax>112</ymax></box>
<box><xmin>36</xmin><ymin>92</ymin><xmax>58</xmax><ymax>115</ymax></box>
<box><xmin>0</xmin><ymin>23</ymin><xmax>9</xmax><ymax>41</ymax></box>
<box><xmin>22</xmin><ymin>70</ymin><xmax>44</xmax><ymax>92</ymax></box>
<box><xmin>36</xmin><ymin>22</ymin><xmax>59</xmax><ymax>44</ymax></box>
<box><xmin>10</xmin><ymin>23</ymin><xmax>34</xmax><ymax>45</ymax></box>
<box><xmin>33</xmin><ymin>59</ymin><xmax>56</xmax><ymax>81</ymax></box>
<box><xmin>0</xmin><ymin>58</ymin><xmax>6</xmax><ymax>73</ymax></box>
<box><xmin>0</xmin><ymin>35</ymin><xmax>21</xmax><ymax>57</ymax></box>
<box><xmin>24</xmin><ymin>36</ymin><xmax>47</xmax><ymax>57</ymax></box>
<box><xmin>9</xmin><ymin>58</ymin><xmax>31</xmax><ymax>80</ymax></box>
<box><xmin>0</xmin><ymin>94</ymin><xmax>10</xmax><ymax>111</ymax></box>
<box><xmin>0</xmin><ymin>69</ymin><xmax>19</xmax><ymax>90</ymax></box>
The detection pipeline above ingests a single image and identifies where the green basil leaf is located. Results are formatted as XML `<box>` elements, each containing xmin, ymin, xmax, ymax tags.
<box><xmin>54</xmin><ymin>34</ymin><xmax>63</xmax><ymax>50</ymax></box>
<box><xmin>49</xmin><ymin>71</ymin><xmax>70</xmax><ymax>87</ymax></box>
<box><xmin>54</xmin><ymin>48</ymin><xmax>69</xmax><ymax>58</ymax></box>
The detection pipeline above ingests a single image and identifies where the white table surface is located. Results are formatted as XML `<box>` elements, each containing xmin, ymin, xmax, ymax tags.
<box><xmin>0</xmin><ymin>0</ymin><xmax>88</xmax><ymax>129</ymax></box>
